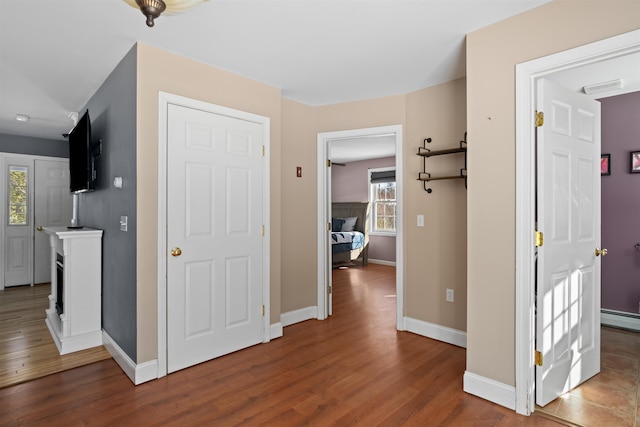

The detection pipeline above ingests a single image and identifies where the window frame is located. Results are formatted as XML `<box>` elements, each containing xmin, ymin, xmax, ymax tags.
<box><xmin>368</xmin><ymin>166</ymin><xmax>396</xmax><ymax>236</ymax></box>
<box><xmin>8</xmin><ymin>165</ymin><xmax>29</xmax><ymax>226</ymax></box>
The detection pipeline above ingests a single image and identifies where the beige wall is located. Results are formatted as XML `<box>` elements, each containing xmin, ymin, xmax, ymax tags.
<box><xmin>280</xmin><ymin>84</ymin><xmax>468</xmax><ymax>332</ymax></box>
<box><xmin>466</xmin><ymin>0</ymin><xmax>640</xmax><ymax>386</ymax></box>
<box><xmin>405</xmin><ymin>78</ymin><xmax>467</xmax><ymax>329</ymax></box>
<box><xmin>135</xmin><ymin>43</ymin><xmax>283</xmax><ymax>363</ymax></box>
<box><xmin>280</xmin><ymin>98</ymin><xmax>318</xmax><ymax>312</ymax></box>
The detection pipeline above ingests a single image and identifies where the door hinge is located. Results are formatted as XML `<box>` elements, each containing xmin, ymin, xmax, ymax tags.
<box><xmin>262</xmin><ymin>145</ymin><xmax>265</xmax><ymax>156</ymax></box>
<box><xmin>328</xmin><ymin>285</ymin><xmax>332</xmax><ymax>294</ymax></box>
<box><xmin>535</xmin><ymin>230</ymin><xmax>544</xmax><ymax>247</ymax></box>
<box><xmin>262</xmin><ymin>225</ymin><xmax>265</xmax><ymax>236</ymax></box>
<box><xmin>535</xmin><ymin>350</ymin><xmax>543</xmax><ymax>366</ymax></box>
<box><xmin>262</xmin><ymin>305</ymin><xmax>265</xmax><ymax>316</ymax></box>
<box><xmin>327</xmin><ymin>159</ymin><xmax>331</xmax><ymax>167</ymax></box>
<box><xmin>327</xmin><ymin>222</ymin><xmax>331</xmax><ymax>231</ymax></box>
<box><xmin>535</xmin><ymin>111</ymin><xmax>544</xmax><ymax>127</ymax></box>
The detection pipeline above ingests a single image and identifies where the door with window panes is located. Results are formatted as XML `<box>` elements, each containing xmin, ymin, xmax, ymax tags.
<box><xmin>4</xmin><ymin>157</ymin><xmax>32</xmax><ymax>287</ymax></box>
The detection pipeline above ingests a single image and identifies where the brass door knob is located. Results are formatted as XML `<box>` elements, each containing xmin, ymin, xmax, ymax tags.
<box><xmin>171</xmin><ymin>247</ymin><xmax>182</xmax><ymax>257</ymax></box>
<box><xmin>36</xmin><ymin>226</ymin><xmax>43</xmax><ymax>231</ymax></box>
<box><xmin>595</xmin><ymin>247</ymin><xmax>608</xmax><ymax>257</ymax></box>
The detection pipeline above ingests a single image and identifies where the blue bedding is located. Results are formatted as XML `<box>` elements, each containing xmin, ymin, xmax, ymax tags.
<box><xmin>331</xmin><ymin>231</ymin><xmax>365</xmax><ymax>254</ymax></box>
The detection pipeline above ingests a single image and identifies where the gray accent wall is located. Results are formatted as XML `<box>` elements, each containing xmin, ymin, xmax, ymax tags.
<box><xmin>80</xmin><ymin>45</ymin><xmax>138</xmax><ymax>360</ymax></box>
<box><xmin>0</xmin><ymin>134</ymin><xmax>68</xmax><ymax>157</ymax></box>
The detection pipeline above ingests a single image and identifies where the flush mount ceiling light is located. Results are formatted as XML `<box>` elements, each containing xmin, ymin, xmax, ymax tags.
<box><xmin>124</xmin><ymin>0</ymin><xmax>209</xmax><ymax>27</ymax></box>
<box><xmin>583</xmin><ymin>79</ymin><xmax>623</xmax><ymax>95</ymax></box>
<box><xmin>15</xmin><ymin>114</ymin><xmax>30</xmax><ymax>123</ymax></box>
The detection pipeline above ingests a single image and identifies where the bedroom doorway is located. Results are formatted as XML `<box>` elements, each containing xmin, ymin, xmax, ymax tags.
<box><xmin>316</xmin><ymin>125</ymin><xmax>404</xmax><ymax>330</ymax></box>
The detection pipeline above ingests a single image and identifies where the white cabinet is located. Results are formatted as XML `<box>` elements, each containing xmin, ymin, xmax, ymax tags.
<box><xmin>44</xmin><ymin>227</ymin><xmax>103</xmax><ymax>354</ymax></box>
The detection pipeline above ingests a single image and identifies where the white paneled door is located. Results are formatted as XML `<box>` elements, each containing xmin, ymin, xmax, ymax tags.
<box><xmin>166</xmin><ymin>103</ymin><xmax>265</xmax><ymax>373</ymax></box>
<box><xmin>34</xmin><ymin>159</ymin><xmax>72</xmax><ymax>284</ymax></box>
<box><xmin>536</xmin><ymin>78</ymin><xmax>601</xmax><ymax>406</ymax></box>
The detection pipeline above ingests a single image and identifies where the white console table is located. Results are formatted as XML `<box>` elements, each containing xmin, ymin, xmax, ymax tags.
<box><xmin>44</xmin><ymin>227</ymin><xmax>103</xmax><ymax>355</ymax></box>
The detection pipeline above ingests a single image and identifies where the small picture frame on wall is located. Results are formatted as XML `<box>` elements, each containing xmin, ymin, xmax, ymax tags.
<box><xmin>631</xmin><ymin>151</ymin><xmax>640</xmax><ymax>173</ymax></box>
<box><xmin>601</xmin><ymin>154</ymin><xmax>611</xmax><ymax>176</ymax></box>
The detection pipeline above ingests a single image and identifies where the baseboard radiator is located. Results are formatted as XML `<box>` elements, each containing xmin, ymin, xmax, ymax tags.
<box><xmin>601</xmin><ymin>309</ymin><xmax>640</xmax><ymax>332</ymax></box>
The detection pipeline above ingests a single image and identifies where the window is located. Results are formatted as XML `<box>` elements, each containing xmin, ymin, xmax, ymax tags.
<box><xmin>369</xmin><ymin>167</ymin><xmax>396</xmax><ymax>234</ymax></box>
<box><xmin>8</xmin><ymin>166</ymin><xmax>28</xmax><ymax>225</ymax></box>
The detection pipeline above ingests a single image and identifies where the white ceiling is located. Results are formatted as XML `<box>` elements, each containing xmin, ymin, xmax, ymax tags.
<box><xmin>0</xmin><ymin>0</ymin><xmax>553</xmax><ymax>141</ymax></box>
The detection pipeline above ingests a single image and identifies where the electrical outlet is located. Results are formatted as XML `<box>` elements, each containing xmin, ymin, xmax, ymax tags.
<box><xmin>446</xmin><ymin>288</ymin><xmax>454</xmax><ymax>302</ymax></box>
<box><xmin>120</xmin><ymin>215</ymin><xmax>128</xmax><ymax>232</ymax></box>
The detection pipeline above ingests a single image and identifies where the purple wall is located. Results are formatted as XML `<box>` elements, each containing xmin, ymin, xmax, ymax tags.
<box><xmin>601</xmin><ymin>91</ymin><xmax>640</xmax><ymax>314</ymax></box>
<box><xmin>332</xmin><ymin>156</ymin><xmax>396</xmax><ymax>263</ymax></box>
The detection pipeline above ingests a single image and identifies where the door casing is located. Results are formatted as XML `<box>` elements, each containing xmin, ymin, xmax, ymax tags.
<box><xmin>157</xmin><ymin>92</ymin><xmax>271</xmax><ymax>378</ymax></box>
<box><xmin>514</xmin><ymin>29</ymin><xmax>640</xmax><ymax>415</ymax></box>
<box><xmin>316</xmin><ymin>125</ymin><xmax>404</xmax><ymax>329</ymax></box>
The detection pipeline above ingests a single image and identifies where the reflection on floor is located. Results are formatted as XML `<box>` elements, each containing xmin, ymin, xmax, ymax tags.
<box><xmin>537</xmin><ymin>326</ymin><xmax>640</xmax><ymax>426</ymax></box>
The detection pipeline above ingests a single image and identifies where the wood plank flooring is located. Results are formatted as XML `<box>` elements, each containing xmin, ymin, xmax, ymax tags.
<box><xmin>1</xmin><ymin>265</ymin><xmax>561</xmax><ymax>426</ymax></box>
<box><xmin>0</xmin><ymin>283</ymin><xmax>111</xmax><ymax>389</ymax></box>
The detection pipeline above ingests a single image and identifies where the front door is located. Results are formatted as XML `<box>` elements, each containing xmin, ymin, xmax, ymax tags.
<box><xmin>34</xmin><ymin>159</ymin><xmax>72</xmax><ymax>284</ymax></box>
<box><xmin>166</xmin><ymin>103</ymin><xmax>265</xmax><ymax>373</ymax></box>
<box><xmin>535</xmin><ymin>78</ymin><xmax>602</xmax><ymax>406</ymax></box>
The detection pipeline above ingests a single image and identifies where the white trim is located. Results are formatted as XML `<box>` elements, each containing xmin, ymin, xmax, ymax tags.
<box><xmin>103</xmin><ymin>330</ymin><xmax>157</xmax><ymax>385</ymax></box>
<box><xmin>463</xmin><ymin>371</ymin><xmax>516</xmax><ymax>411</ymax></box>
<box><xmin>281</xmin><ymin>306</ymin><xmax>318</xmax><ymax>327</ymax></box>
<box><xmin>403</xmin><ymin>316</ymin><xmax>467</xmax><ymax>348</ymax></box>
<box><xmin>317</xmin><ymin>125</ymin><xmax>404</xmax><ymax>330</ymax></box>
<box><xmin>269</xmin><ymin>322</ymin><xmax>283</xmax><ymax>339</ymax></box>
<box><xmin>157</xmin><ymin>91</ymin><xmax>271</xmax><ymax>379</ymax></box>
<box><xmin>368</xmin><ymin>259</ymin><xmax>396</xmax><ymax>267</ymax></box>
<box><xmin>514</xmin><ymin>29</ymin><xmax>640</xmax><ymax>416</ymax></box>
<box><xmin>601</xmin><ymin>310</ymin><xmax>640</xmax><ymax>332</ymax></box>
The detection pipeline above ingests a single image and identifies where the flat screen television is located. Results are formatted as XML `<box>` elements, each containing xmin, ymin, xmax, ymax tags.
<box><xmin>68</xmin><ymin>109</ymin><xmax>96</xmax><ymax>193</ymax></box>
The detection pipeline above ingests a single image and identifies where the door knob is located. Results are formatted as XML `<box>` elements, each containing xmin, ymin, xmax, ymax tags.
<box><xmin>171</xmin><ymin>247</ymin><xmax>182</xmax><ymax>257</ymax></box>
<box><xmin>36</xmin><ymin>226</ymin><xmax>43</xmax><ymax>231</ymax></box>
<box><xmin>595</xmin><ymin>247</ymin><xmax>608</xmax><ymax>257</ymax></box>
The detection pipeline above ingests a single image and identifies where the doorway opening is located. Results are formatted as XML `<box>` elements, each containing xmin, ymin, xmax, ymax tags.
<box><xmin>515</xmin><ymin>29</ymin><xmax>640</xmax><ymax>415</ymax></box>
<box><xmin>316</xmin><ymin>125</ymin><xmax>404</xmax><ymax>329</ymax></box>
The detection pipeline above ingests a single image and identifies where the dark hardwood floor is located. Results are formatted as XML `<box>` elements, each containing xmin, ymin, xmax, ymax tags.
<box><xmin>1</xmin><ymin>264</ymin><xmax>560</xmax><ymax>426</ymax></box>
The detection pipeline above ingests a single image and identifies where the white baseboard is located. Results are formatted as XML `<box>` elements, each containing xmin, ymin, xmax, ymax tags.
<box><xmin>368</xmin><ymin>259</ymin><xmax>396</xmax><ymax>266</ymax></box>
<box><xmin>102</xmin><ymin>330</ymin><xmax>157</xmax><ymax>385</ymax></box>
<box><xmin>281</xmin><ymin>306</ymin><xmax>318</xmax><ymax>327</ymax></box>
<box><xmin>403</xmin><ymin>316</ymin><xmax>467</xmax><ymax>348</ymax></box>
<box><xmin>601</xmin><ymin>309</ymin><xmax>640</xmax><ymax>332</ymax></box>
<box><xmin>463</xmin><ymin>371</ymin><xmax>516</xmax><ymax>410</ymax></box>
<box><xmin>270</xmin><ymin>322</ymin><xmax>283</xmax><ymax>339</ymax></box>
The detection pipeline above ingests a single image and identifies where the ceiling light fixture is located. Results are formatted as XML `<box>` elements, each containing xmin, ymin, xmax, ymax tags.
<box><xmin>15</xmin><ymin>114</ymin><xmax>30</xmax><ymax>123</ymax></box>
<box><xmin>124</xmin><ymin>0</ymin><xmax>209</xmax><ymax>27</ymax></box>
<box><xmin>583</xmin><ymin>79</ymin><xmax>623</xmax><ymax>95</ymax></box>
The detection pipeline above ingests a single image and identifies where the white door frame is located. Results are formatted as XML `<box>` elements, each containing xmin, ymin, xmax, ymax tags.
<box><xmin>157</xmin><ymin>92</ymin><xmax>271</xmax><ymax>378</ymax></box>
<box><xmin>316</xmin><ymin>125</ymin><xmax>404</xmax><ymax>330</ymax></box>
<box><xmin>514</xmin><ymin>29</ymin><xmax>640</xmax><ymax>415</ymax></box>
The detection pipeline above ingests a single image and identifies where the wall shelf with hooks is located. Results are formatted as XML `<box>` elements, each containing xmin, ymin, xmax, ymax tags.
<box><xmin>417</xmin><ymin>134</ymin><xmax>467</xmax><ymax>193</ymax></box>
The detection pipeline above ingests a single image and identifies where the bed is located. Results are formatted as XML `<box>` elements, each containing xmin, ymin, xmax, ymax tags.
<box><xmin>331</xmin><ymin>202</ymin><xmax>370</xmax><ymax>267</ymax></box>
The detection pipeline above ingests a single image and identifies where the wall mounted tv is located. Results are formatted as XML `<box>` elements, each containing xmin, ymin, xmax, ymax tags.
<box><xmin>68</xmin><ymin>109</ymin><xmax>96</xmax><ymax>193</ymax></box>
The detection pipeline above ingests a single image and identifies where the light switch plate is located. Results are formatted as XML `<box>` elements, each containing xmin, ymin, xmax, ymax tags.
<box><xmin>417</xmin><ymin>214</ymin><xmax>424</xmax><ymax>227</ymax></box>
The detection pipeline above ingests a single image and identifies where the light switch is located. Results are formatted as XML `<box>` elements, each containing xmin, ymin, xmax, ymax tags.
<box><xmin>417</xmin><ymin>214</ymin><xmax>424</xmax><ymax>227</ymax></box>
<box><xmin>120</xmin><ymin>215</ymin><xmax>128</xmax><ymax>232</ymax></box>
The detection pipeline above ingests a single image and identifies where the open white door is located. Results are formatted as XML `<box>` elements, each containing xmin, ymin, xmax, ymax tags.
<box><xmin>34</xmin><ymin>159</ymin><xmax>72</xmax><ymax>284</ymax></box>
<box><xmin>327</xmin><ymin>143</ymin><xmax>334</xmax><ymax>316</ymax></box>
<box><xmin>536</xmin><ymin>78</ymin><xmax>601</xmax><ymax>406</ymax></box>
<box><xmin>166</xmin><ymin>103</ymin><xmax>265</xmax><ymax>374</ymax></box>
